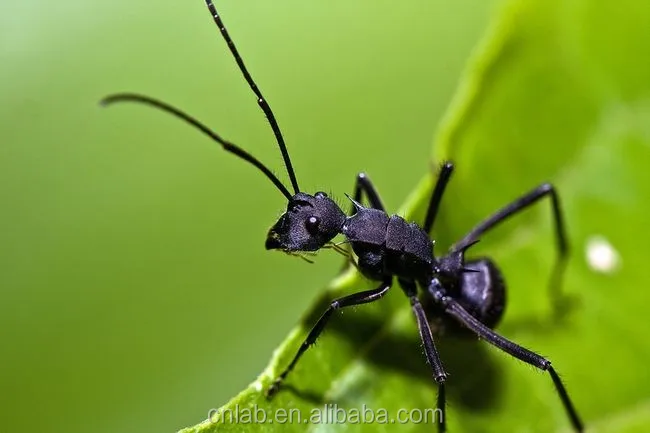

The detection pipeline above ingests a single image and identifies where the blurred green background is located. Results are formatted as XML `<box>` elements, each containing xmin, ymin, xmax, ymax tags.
<box><xmin>0</xmin><ymin>1</ymin><xmax>495</xmax><ymax>433</ymax></box>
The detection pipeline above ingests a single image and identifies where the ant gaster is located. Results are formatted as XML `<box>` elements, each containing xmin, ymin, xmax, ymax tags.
<box><xmin>101</xmin><ymin>1</ymin><xmax>584</xmax><ymax>432</ymax></box>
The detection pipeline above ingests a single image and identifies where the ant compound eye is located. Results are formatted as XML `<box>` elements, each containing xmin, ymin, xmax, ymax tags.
<box><xmin>315</xmin><ymin>191</ymin><xmax>328</xmax><ymax>198</ymax></box>
<box><xmin>305</xmin><ymin>216</ymin><xmax>320</xmax><ymax>234</ymax></box>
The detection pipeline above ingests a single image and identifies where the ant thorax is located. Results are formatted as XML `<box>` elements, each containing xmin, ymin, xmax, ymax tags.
<box><xmin>342</xmin><ymin>206</ymin><xmax>433</xmax><ymax>283</ymax></box>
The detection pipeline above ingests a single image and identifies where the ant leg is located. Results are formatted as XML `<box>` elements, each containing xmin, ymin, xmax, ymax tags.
<box><xmin>452</xmin><ymin>183</ymin><xmax>569</xmax><ymax>314</ymax></box>
<box><xmin>430</xmin><ymin>281</ymin><xmax>583</xmax><ymax>432</ymax></box>
<box><xmin>412</xmin><ymin>298</ymin><xmax>448</xmax><ymax>432</ymax></box>
<box><xmin>350</xmin><ymin>172</ymin><xmax>386</xmax><ymax>212</ymax></box>
<box><xmin>266</xmin><ymin>279</ymin><xmax>392</xmax><ymax>397</ymax></box>
<box><xmin>423</xmin><ymin>161</ymin><xmax>455</xmax><ymax>234</ymax></box>
<box><xmin>400</xmin><ymin>279</ymin><xmax>447</xmax><ymax>432</ymax></box>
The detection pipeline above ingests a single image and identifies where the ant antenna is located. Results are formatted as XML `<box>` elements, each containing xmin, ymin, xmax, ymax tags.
<box><xmin>205</xmin><ymin>0</ymin><xmax>300</xmax><ymax>195</ymax></box>
<box><xmin>100</xmin><ymin>93</ymin><xmax>293</xmax><ymax>201</ymax></box>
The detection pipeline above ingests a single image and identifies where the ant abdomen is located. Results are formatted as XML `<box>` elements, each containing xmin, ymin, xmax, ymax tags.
<box><xmin>425</xmin><ymin>257</ymin><xmax>506</xmax><ymax>336</ymax></box>
<box><xmin>457</xmin><ymin>258</ymin><xmax>506</xmax><ymax>330</ymax></box>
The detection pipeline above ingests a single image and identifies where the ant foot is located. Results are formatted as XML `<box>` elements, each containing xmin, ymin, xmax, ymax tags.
<box><xmin>265</xmin><ymin>378</ymin><xmax>283</xmax><ymax>399</ymax></box>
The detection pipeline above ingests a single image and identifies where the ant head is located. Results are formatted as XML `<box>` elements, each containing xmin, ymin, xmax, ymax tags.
<box><xmin>266</xmin><ymin>192</ymin><xmax>346</xmax><ymax>252</ymax></box>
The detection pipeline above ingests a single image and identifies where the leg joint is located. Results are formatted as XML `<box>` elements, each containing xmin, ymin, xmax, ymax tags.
<box><xmin>539</xmin><ymin>182</ymin><xmax>555</xmax><ymax>193</ymax></box>
<box><xmin>435</xmin><ymin>373</ymin><xmax>447</xmax><ymax>383</ymax></box>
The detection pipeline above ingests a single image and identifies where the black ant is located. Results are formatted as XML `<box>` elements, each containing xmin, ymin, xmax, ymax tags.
<box><xmin>101</xmin><ymin>1</ymin><xmax>584</xmax><ymax>432</ymax></box>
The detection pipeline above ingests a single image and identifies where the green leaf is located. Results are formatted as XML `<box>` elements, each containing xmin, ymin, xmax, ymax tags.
<box><xmin>181</xmin><ymin>0</ymin><xmax>650</xmax><ymax>431</ymax></box>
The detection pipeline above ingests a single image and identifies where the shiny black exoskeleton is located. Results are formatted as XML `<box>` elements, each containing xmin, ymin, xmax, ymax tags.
<box><xmin>343</xmin><ymin>202</ymin><xmax>434</xmax><ymax>283</ymax></box>
<box><xmin>101</xmin><ymin>2</ymin><xmax>584</xmax><ymax>432</ymax></box>
<box><xmin>265</xmin><ymin>188</ymin><xmax>507</xmax><ymax>330</ymax></box>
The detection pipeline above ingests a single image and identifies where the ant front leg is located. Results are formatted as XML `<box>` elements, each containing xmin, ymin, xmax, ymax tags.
<box><xmin>266</xmin><ymin>279</ymin><xmax>392</xmax><ymax>398</ymax></box>
<box><xmin>350</xmin><ymin>172</ymin><xmax>386</xmax><ymax>212</ymax></box>
<box><xmin>452</xmin><ymin>183</ymin><xmax>570</xmax><ymax>316</ymax></box>
<box><xmin>336</xmin><ymin>173</ymin><xmax>387</xmax><ymax>271</ymax></box>
<box><xmin>423</xmin><ymin>161</ymin><xmax>454</xmax><ymax>234</ymax></box>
